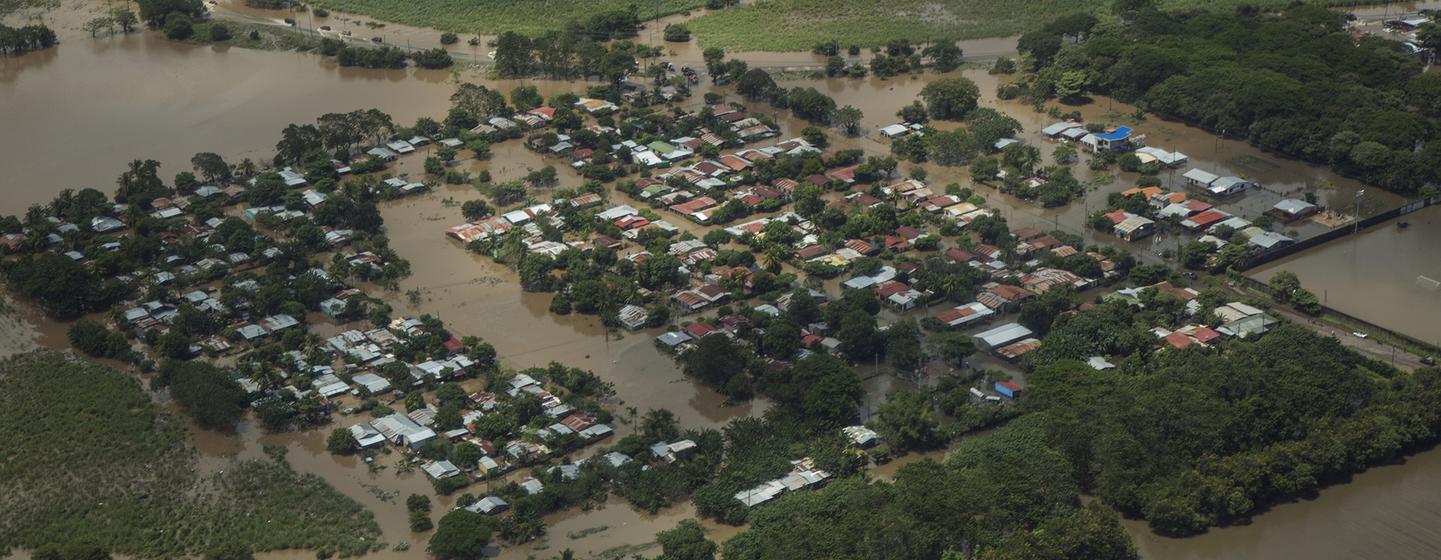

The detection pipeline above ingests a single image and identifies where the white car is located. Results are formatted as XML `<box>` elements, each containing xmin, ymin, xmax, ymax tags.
<box><xmin>1352</xmin><ymin>331</ymin><xmax>1368</xmax><ymax>339</ymax></box>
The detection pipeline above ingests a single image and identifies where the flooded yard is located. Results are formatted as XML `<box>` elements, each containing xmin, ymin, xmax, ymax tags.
<box><xmin>5</xmin><ymin>3</ymin><xmax>1441</xmax><ymax>558</ymax></box>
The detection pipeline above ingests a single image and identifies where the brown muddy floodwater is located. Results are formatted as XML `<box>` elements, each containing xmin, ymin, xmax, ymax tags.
<box><xmin>1128</xmin><ymin>446</ymin><xmax>1441</xmax><ymax>560</ymax></box>
<box><xmin>5</xmin><ymin>6</ymin><xmax>1441</xmax><ymax>557</ymax></box>
<box><xmin>0</xmin><ymin>3</ymin><xmax>460</xmax><ymax>217</ymax></box>
<box><xmin>1251</xmin><ymin>204</ymin><xmax>1441</xmax><ymax>345</ymax></box>
<box><xmin>375</xmin><ymin>144</ymin><xmax>769</xmax><ymax>433</ymax></box>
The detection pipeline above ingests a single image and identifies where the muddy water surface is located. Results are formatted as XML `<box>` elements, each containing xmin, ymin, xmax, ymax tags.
<box><xmin>1128</xmin><ymin>446</ymin><xmax>1441</xmax><ymax>560</ymax></box>
<box><xmin>1251</xmin><ymin>204</ymin><xmax>1441</xmax><ymax>345</ymax></box>
<box><xmin>5</xmin><ymin>6</ymin><xmax>1441</xmax><ymax>558</ymax></box>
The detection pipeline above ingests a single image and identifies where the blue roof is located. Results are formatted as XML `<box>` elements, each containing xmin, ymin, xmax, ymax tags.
<box><xmin>1095</xmin><ymin>127</ymin><xmax>1132</xmax><ymax>141</ymax></box>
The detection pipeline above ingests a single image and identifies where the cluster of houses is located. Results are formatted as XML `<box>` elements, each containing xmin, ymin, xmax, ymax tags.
<box><xmin>347</xmin><ymin>365</ymin><xmax>619</xmax><ymax>488</ymax></box>
<box><xmin>1096</xmin><ymin>185</ymin><xmax>1300</xmax><ymax>254</ymax></box>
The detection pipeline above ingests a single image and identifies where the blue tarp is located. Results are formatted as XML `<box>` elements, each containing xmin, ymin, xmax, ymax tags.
<box><xmin>1095</xmin><ymin>127</ymin><xmax>1132</xmax><ymax>141</ymax></box>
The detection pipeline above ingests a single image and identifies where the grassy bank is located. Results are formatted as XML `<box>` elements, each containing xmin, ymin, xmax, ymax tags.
<box><xmin>0</xmin><ymin>351</ymin><xmax>381</xmax><ymax>558</ymax></box>
<box><xmin>685</xmin><ymin>0</ymin><xmax>1406</xmax><ymax>51</ymax></box>
<box><xmin>309</xmin><ymin>0</ymin><xmax>706</xmax><ymax>36</ymax></box>
<box><xmin>179</xmin><ymin>20</ymin><xmax>322</xmax><ymax>51</ymax></box>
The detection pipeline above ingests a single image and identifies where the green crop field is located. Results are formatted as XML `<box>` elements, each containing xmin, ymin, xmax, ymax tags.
<box><xmin>0</xmin><ymin>352</ymin><xmax>381</xmax><ymax>558</ymax></box>
<box><xmin>310</xmin><ymin>0</ymin><xmax>707</xmax><ymax>36</ymax></box>
<box><xmin>685</xmin><ymin>0</ymin><xmax>1402</xmax><ymax>52</ymax></box>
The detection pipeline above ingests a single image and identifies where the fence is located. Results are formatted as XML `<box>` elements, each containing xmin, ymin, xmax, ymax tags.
<box><xmin>1235</xmin><ymin>275</ymin><xmax>1441</xmax><ymax>357</ymax></box>
<box><xmin>1237</xmin><ymin>195</ymin><xmax>1441</xmax><ymax>271</ymax></box>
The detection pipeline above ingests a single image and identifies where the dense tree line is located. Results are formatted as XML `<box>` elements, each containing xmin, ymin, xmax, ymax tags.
<box><xmin>723</xmin><ymin>416</ymin><xmax>1136</xmax><ymax>559</ymax></box>
<box><xmin>1021</xmin><ymin>6</ymin><xmax>1441</xmax><ymax>194</ymax></box>
<box><xmin>490</xmin><ymin>30</ymin><xmax>650</xmax><ymax>84</ymax></box>
<box><xmin>1019</xmin><ymin>314</ymin><xmax>1441</xmax><ymax>536</ymax></box>
<box><xmin>152</xmin><ymin>360</ymin><xmax>249</xmax><ymax>430</ymax></box>
<box><xmin>2</xmin><ymin>253</ymin><xmax>132</xmax><ymax>319</ymax></box>
<box><xmin>0</xmin><ymin>22</ymin><xmax>55</xmax><ymax>56</ymax></box>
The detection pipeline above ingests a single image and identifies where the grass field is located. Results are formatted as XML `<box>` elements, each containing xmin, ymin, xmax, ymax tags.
<box><xmin>685</xmin><ymin>0</ymin><xmax>1406</xmax><ymax>51</ymax></box>
<box><xmin>0</xmin><ymin>352</ymin><xmax>381</xmax><ymax>558</ymax></box>
<box><xmin>309</xmin><ymin>0</ymin><xmax>707</xmax><ymax>36</ymax></box>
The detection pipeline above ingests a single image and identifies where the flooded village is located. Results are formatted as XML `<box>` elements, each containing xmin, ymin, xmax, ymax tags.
<box><xmin>5</xmin><ymin>1</ymin><xmax>1441</xmax><ymax>560</ymax></box>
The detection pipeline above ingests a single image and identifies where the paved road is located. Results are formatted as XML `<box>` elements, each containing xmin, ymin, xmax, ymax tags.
<box><xmin>1267</xmin><ymin>305</ymin><xmax>1430</xmax><ymax>371</ymax></box>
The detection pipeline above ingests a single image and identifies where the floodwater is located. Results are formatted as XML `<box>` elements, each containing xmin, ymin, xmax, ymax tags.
<box><xmin>0</xmin><ymin>1</ymin><xmax>460</xmax><ymax>217</ymax></box>
<box><xmin>1128</xmin><ymin>445</ymin><xmax>1441</xmax><ymax>560</ymax></box>
<box><xmin>4</xmin><ymin>3</ymin><xmax>1441</xmax><ymax>559</ymax></box>
<box><xmin>1251</xmin><ymin>205</ymin><xmax>1441</xmax><ymax>345</ymax></box>
<box><xmin>375</xmin><ymin>148</ymin><xmax>769</xmax><ymax>433</ymax></box>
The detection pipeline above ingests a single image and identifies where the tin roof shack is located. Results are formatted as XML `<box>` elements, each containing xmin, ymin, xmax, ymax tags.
<box><xmin>617</xmin><ymin>304</ymin><xmax>649</xmax><ymax>330</ymax></box>
<box><xmin>842</xmin><ymin>426</ymin><xmax>881</xmax><ymax>449</ymax></box>
<box><xmin>349</xmin><ymin>422</ymin><xmax>387</xmax><ymax>449</ymax></box>
<box><xmin>1269</xmin><ymin>199</ymin><xmax>1319</xmax><ymax>221</ymax></box>
<box><xmin>936</xmin><ymin>302</ymin><xmax>995</xmax><ymax>329</ymax></box>
<box><xmin>973</xmin><ymin>323</ymin><xmax>1034</xmax><ymax>352</ymax></box>
<box><xmin>1113</xmin><ymin>215</ymin><xmax>1156</xmax><ymax>241</ymax></box>
<box><xmin>994</xmin><ymin>381</ymin><xmax>1023</xmax><ymax>399</ymax></box>
<box><xmin>1213</xmin><ymin>302</ymin><xmax>1279</xmax><ymax>338</ymax></box>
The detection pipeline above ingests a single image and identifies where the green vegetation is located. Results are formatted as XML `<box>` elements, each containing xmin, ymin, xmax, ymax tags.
<box><xmin>0</xmin><ymin>22</ymin><xmax>57</xmax><ymax>56</ymax></box>
<box><xmin>309</xmin><ymin>0</ymin><xmax>704</xmax><ymax>36</ymax></box>
<box><xmin>1019</xmin><ymin>5</ymin><xmax>1441</xmax><ymax>195</ymax></box>
<box><xmin>174</xmin><ymin>20</ymin><xmax>321</xmax><ymax>51</ymax></box>
<box><xmin>686</xmin><ymin>0</ymin><xmax>1402</xmax><ymax>51</ymax></box>
<box><xmin>0</xmin><ymin>352</ymin><xmax>381</xmax><ymax>558</ymax></box>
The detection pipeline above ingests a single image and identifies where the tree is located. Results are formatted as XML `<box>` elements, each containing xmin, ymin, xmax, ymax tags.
<box><xmin>136</xmin><ymin>0</ymin><xmax>202</xmax><ymax>25</ymax></box>
<box><xmin>493</xmin><ymin>31</ymin><xmax>533</xmax><ymax>77</ymax></box>
<box><xmin>897</xmin><ymin>101</ymin><xmax>928</xmax><ymax>124</ymax></box>
<box><xmin>510</xmin><ymin>85</ymin><xmax>543</xmax><ymax>111</ymax></box>
<box><xmin>1268</xmin><ymin>270</ymin><xmax>1301</xmax><ymax>303</ymax></box>
<box><xmin>876</xmin><ymin>389</ymin><xmax>942</xmax><ymax>451</ymax></box>
<box><xmin>684</xmin><ymin>335</ymin><xmax>749</xmax><ymax>396</ymax></box>
<box><xmin>208</xmin><ymin>22</ymin><xmax>230</xmax><ymax>41</ymax></box>
<box><xmin>248</xmin><ymin>172</ymin><xmax>288</xmax><ymax>206</ymax></box>
<box><xmin>922</xmin><ymin>42</ymin><xmax>963</xmax><ymax>72</ymax></box>
<box><xmin>930</xmin><ymin>331</ymin><xmax>975</xmax><ymax>367</ymax></box>
<box><xmin>440</xmin><ymin>31</ymin><xmax>458</xmax><ymax>45</ymax></box>
<box><xmin>970</xmin><ymin>157</ymin><xmax>999</xmax><ymax>181</ymax></box>
<box><xmin>886</xmin><ymin>318</ymin><xmax>924</xmax><ymax>371</ymax></box>
<box><xmin>785</xmin><ymin>87</ymin><xmax>836</xmax><ymax>123</ymax></box>
<box><xmin>656</xmin><ymin>519</ymin><xmax>716</xmax><ymax>560</ymax></box>
<box><xmin>326</xmin><ymin>427</ymin><xmax>357</xmax><ymax>454</ymax></box>
<box><xmin>162</xmin><ymin>11</ymin><xmax>192</xmax><ymax>40</ymax></box>
<box><xmin>112</xmin><ymin>8</ymin><xmax>138</xmax><ymax>33</ymax></box>
<box><xmin>736</xmin><ymin>68</ymin><xmax>776</xmax><ymax>99</ymax></box>
<box><xmin>1017</xmin><ymin>31</ymin><xmax>1062</xmax><ymax>68</ymax></box>
<box><xmin>835</xmin><ymin>105</ymin><xmax>863</xmax><ymax>136</ymax></box>
<box><xmin>154</xmin><ymin>361</ymin><xmax>248</xmax><ymax>431</ymax></box>
<box><xmin>919</xmin><ymin>77</ymin><xmax>980</xmax><ymax>120</ymax></box>
<box><xmin>1054</xmin><ymin>70</ymin><xmax>1089</xmax><ymax>100</ymax></box>
<box><xmin>663</xmin><ymin>23</ymin><xmax>691</xmax><ymax>42</ymax></box>
<box><xmin>68</xmin><ymin>319</ymin><xmax>132</xmax><ymax>360</ymax></box>
<box><xmin>429</xmin><ymin>509</ymin><xmax>492</xmax><ymax>560</ymax></box>
<box><xmin>83</xmin><ymin>16</ymin><xmax>114</xmax><ymax>37</ymax></box>
<box><xmin>983</xmin><ymin>502</ymin><xmax>1138</xmax><ymax>560</ymax></box>
<box><xmin>190</xmin><ymin>152</ymin><xmax>230</xmax><ymax>183</ymax></box>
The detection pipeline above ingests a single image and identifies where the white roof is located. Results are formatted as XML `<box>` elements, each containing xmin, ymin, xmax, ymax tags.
<box><xmin>974</xmin><ymin>323</ymin><xmax>1035</xmax><ymax>349</ymax></box>
<box><xmin>1183</xmin><ymin>168</ymin><xmax>1219</xmax><ymax>185</ymax></box>
<box><xmin>1272</xmin><ymin>198</ymin><xmax>1316</xmax><ymax>215</ymax></box>
<box><xmin>1042</xmin><ymin>122</ymin><xmax>1081</xmax><ymax>136</ymax></box>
